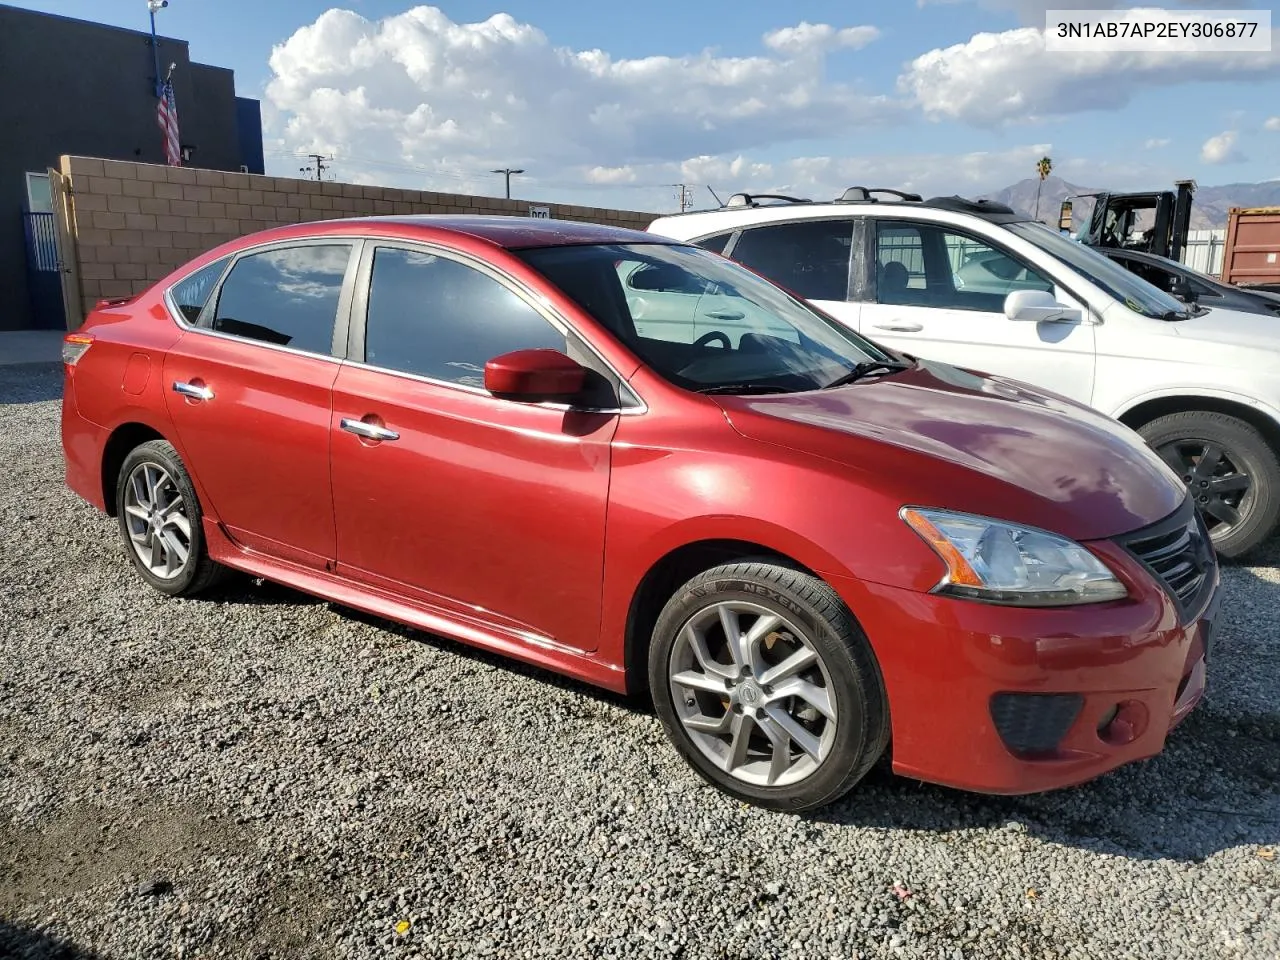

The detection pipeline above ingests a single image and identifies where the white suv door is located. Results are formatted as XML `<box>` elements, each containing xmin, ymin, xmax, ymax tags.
<box><xmin>859</xmin><ymin>219</ymin><xmax>1096</xmax><ymax>405</ymax></box>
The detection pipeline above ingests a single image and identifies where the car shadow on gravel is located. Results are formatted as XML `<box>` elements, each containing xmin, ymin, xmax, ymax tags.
<box><xmin>803</xmin><ymin>699</ymin><xmax>1280</xmax><ymax>863</ymax></box>
<box><xmin>0</xmin><ymin>921</ymin><xmax>99</xmax><ymax>960</ymax></box>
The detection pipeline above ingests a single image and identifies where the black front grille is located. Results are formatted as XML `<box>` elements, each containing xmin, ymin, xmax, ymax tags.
<box><xmin>1115</xmin><ymin>499</ymin><xmax>1216</xmax><ymax>618</ymax></box>
<box><xmin>990</xmin><ymin>693</ymin><xmax>1083</xmax><ymax>757</ymax></box>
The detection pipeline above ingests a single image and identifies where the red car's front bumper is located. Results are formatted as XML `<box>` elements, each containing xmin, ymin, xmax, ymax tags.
<box><xmin>834</xmin><ymin>536</ymin><xmax>1220</xmax><ymax>794</ymax></box>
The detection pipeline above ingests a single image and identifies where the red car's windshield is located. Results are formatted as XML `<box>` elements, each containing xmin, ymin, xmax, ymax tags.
<box><xmin>518</xmin><ymin>243</ymin><xmax>894</xmax><ymax>393</ymax></box>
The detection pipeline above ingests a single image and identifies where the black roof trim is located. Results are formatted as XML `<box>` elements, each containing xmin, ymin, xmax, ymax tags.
<box><xmin>922</xmin><ymin>196</ymin><xmax>1031</xmax><ymax>223</ymax></box>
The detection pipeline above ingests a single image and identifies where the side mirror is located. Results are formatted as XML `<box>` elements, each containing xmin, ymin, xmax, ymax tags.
<box><xmin>1003</xmin><ymin>289</ymin><xmax>1082</xmax><ymax>324</ymax></box>
<box><xmin>484</xmin><ymin>349</ymin><xmax>587</xmax><ymax>402</ymax></box>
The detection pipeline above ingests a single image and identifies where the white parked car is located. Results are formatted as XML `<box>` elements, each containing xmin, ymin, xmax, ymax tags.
<box><xmin>647</xmin><ymin>189</ymin><xmax>1280</xmax><ymax>557</ymax></box>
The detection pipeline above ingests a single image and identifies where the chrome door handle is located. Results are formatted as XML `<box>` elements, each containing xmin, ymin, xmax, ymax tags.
<box><xmin>340</xmin><ymin>418</ymin><xmax>400</xmax><ymax>442</ymax></box>
<box><xmin>705</xmin><ymin>310</ymin><xmax>745</xmax><ymax>321</ymax></box>
<box><xmin>872</xmin><ymin>322</ymin><xmax>924</xmax><ymax>333</ymax></box>
<box><xmin>172</xmin><ymin>381</ymin><xmax>214</xmax><ymax>401</ymax></box>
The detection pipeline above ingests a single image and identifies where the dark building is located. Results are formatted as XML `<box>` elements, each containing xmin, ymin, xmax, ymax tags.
<box><xmin>0</xmin><ymin>4</ymin><xmax>264</xmax><ymax>331</ymax></box>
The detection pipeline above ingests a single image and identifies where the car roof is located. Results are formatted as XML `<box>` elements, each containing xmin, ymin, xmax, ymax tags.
<box><xmin>649</xmin><ymin>193</ymin><xmax>1031</xmax><ymax>241</ymax></box>
<box><xmin>244</xmin><ymin>215</ymin><xmax>674</xmax><ymax>250</ymax></box>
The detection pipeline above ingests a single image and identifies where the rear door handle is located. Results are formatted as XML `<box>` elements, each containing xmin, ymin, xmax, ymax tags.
<box><xmin>172</xmin><ymin>381</ymin><xmax>213</xmax><ymax>401</ymax></box>
<box><xmin>872</xmin><ymin>322</ymin><xmax>924</xmax><ymax>333</ymax></box>
<box><xmin>340</xmin><ymin>418</ymin><xmax>400</xmax><ymax>442</ymax></box>
<box><xmin>705</xmin><ymin>310</ymin><xmax>745</xmax><ymax>321</ymax></box>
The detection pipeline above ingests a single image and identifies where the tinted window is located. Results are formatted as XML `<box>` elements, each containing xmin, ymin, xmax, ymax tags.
<box><xmin>171</xmin><ymin>257</ymin><xmax>229</xmax><ymax>324</ymax></box>
<box><xmin>210</xmin><ymin>245</ymin><xmax>350</xmax><ymax>354</ymax></box>
<box><xmin>365</xmin><ymin>247</ymin><xmax>566</xmax><ymax>388</ymax></box>
<box><xmin>729</xmin><ymin>220</ymin><xmax>853</xmax><ymax>301</ymax></box>
<box><xmin>695</xmin><ymin>233</ymin><xmax>732</xmax><ymax>255</ymax></box>
<box><xmin>875</xmin><ymin>222</ymin><xmax>1053</xmax><ymax>312</ymax></box>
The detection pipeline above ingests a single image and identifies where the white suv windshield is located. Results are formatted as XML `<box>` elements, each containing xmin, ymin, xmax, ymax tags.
<box><xmin>519</xmin><ymin>243</ymin><xmax>894</xmax><ymax>393</ymax></box>
<box><xmin>1006</xmin><ymin>222</ymin><xmax>1188</xmax><ymax>320</ymax></box>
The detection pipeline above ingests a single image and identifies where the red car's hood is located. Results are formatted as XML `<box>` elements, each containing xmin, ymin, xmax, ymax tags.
<box><xmin>717</xmin><ymin>359</ymin><xmax>1185</xmax><ymax>542</ymax></box>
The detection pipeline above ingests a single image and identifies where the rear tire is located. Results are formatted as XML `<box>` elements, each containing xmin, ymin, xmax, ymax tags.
<box><xmin>115</xmin><ymin>440</ymin><xmax>226</xmax><ymax>597</ymax></box>
<box><xmin>1138</xmin><ymin>410</ymin><xmax>1280</xmax><ymax>559</ymax></box>
<box><xmin>649</xmin><ymin>560</ymin><xmax>889</xmax><ymax>811</ymax></box>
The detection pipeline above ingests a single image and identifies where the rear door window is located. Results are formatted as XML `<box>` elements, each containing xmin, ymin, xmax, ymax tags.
<box><xmin>208</xmin><ymin>244</ymin><xmax>352</xmax><ymax>355</ymax></box>
<box><xmin>728</xmin><ymin>220</ymin><xmax>854</xmax><ymax>301</ymax></box>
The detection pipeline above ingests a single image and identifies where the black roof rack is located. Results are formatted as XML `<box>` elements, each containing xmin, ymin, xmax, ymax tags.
<box><xmin>701</xmin><ymin>186</ymin><xmax>1035</xmax><ymax>224</ymax></box>
<box><xmin>723</xmin><ymin>192</ymin><xmax>811</xmax><ymax>208</ymax></box>
<box><xmin>836</xmin><ymin>187</ymin><xmax>923</xmax><ymax>204</ymax></box>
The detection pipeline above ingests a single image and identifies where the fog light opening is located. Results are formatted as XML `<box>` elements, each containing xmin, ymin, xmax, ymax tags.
<box><xmin>1097</xmin><ymin>700</ymin><xmax>1147</xmax><ymax>746</ymax></box>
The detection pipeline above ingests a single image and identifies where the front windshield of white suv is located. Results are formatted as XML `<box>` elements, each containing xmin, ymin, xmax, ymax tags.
<box><xmin>1006</xmin><ymin>221</ymin><xmax>1188</xmax><ymax>320</ymax></box>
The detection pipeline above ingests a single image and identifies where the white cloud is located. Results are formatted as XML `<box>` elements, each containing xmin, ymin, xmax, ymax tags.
<box><xmin>1265</xmin><ymin>117</ymin><xmax>1280</xmax><ymax>131</ymax></box>
<box><xmin>762</xmin><ymin>22</ymin><xmax>879</xmax><ymax>55</ymax></box>
<box><xmin>900</xmin><ymin>23</ymin><xmax>1280</xmax><ymax>125</ymax></box>
<box><xmin>1201</xmin><ymin>130</ymin><xmax>1246</xmax><ymax>164</ymax></box>
<box><xmin>585</xmin><ymin>165</ymin><xmax>637</xmax><ymax>185</ymax></box>
<box><xmin>1144</xmin><ymin>138</ymin><xmax>1170</xmax><ymax>149</ymax></box>
<box><xmin>265</xmin><ymin>6</ymin><xmax>895</xmax><ymax>197</ymax></box>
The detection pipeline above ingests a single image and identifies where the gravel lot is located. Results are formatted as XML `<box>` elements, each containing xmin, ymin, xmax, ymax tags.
<box><xmin>2</xmin><ymin>362</ymin><xmax>1277</xmax><ymax>960</ymax></box>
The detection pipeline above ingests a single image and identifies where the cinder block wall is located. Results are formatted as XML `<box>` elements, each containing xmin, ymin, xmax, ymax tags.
<box><xmin>60</xmin><ymin>155</ymin><xmax>658</xmax><ymax>322</ymax></box>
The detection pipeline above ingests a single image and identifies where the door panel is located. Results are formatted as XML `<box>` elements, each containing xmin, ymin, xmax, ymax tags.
<box><xmin>161</xmin><ymin>241</ymin><xmax>356</xmax><ymax>568</ymax></box>
<box><xmin>330</xmin><ymin>242</ymin><xmax>616</xmax><ymax>652</ymax></box>
<box><xmin>863</xmin><ymin>220</ymin><xmax>1096</xmax><ymax>404</ymax></box>
<box><xmin>330</xmin><ymin>366</ymin><xmax>616</xmax><ymax>651</ymax></box>
<box><xmin>164</xmin><ymin>335</ymin><xmax>341</xmax><ymax>567</ymax></box>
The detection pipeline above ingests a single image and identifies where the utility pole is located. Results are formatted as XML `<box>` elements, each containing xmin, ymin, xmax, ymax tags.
<box><xmin>490</xmin><ymin>168</ymin><xmax>525</xmax><ymax>199</ymax></box>
<box><xmin>300</xmin><ymin>154</ymin><xmax>332</xmax><ymax>181</ymax></box>
<box><xmin>669</xmin><ymin>184</ymin><xmax>693</xmax><ymax>212</ymax></box>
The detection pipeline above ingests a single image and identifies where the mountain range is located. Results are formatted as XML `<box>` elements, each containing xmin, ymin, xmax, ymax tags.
<box><xmin>976</xmin><ymin>176</ymin><xmax>1280</xmax><ymax>231</ymax></box>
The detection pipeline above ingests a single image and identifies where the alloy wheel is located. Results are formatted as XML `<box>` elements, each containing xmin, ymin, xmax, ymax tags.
<box><xmin>122</xmin><ymin>462</ymin><xmax>192</xmax><ymax>580</ymax></box>
<box><xmin>668</xmin><ymin>601</ymin><xmax>837</xmax><ymax>787</ymax></box>
<box><xmin>1157</xmin><ymin>438</ymin><xmax>1252</xmax><ymax>536</ymax></box>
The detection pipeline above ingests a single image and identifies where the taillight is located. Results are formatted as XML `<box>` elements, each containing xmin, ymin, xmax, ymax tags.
<box><xmin>62</xmin><ymin>333</ymin><xmax>94</xmax><ymax>366</ymax></box>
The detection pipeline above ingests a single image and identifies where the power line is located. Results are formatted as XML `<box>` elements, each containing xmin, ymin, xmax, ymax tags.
<box><xmin>668</xmin><ymin>184</ymin><xmax>694</xmax><ymax>212</ymax></box>
<box><xmin>299</xmin><ymin>154</ymin><xmax>333</xmax><ymax>181</ymax></box>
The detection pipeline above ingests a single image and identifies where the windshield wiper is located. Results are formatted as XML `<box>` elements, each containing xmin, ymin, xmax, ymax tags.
<box><xmin>823</xmin><ymin>360</ymin><xmax>911</xmax><ymax>390</ymax></box>
<box><xmin>694</xmin><ymin>383</ymin><xmax>794</xmax><ymax>396</ymax></box>
<box><xmin>1160</xmin><ymin>309</ymin><xmax>1189</xmax><ymax>321</ymax></box>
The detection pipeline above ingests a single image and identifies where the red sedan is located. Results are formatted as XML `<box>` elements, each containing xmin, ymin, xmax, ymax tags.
<box><xmin>61</xmin><ymin>216</ymin><xmax>1220</xmax><ymax>809</ymax></box>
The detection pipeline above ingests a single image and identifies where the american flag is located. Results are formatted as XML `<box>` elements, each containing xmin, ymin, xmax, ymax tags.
<box><xmin>156</xmin><ymin>78</ymin><xmax>181</xmax><ymax>166</ymax></box>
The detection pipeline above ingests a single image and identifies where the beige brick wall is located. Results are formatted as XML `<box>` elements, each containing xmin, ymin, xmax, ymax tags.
<box><xmin>60</xmin><ymin>156</ymin><xmax>659</xmax><ymax>320</ymax></box>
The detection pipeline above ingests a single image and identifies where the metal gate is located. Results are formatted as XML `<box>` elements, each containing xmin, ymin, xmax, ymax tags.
<box><xmin>22</xmin><ymin>211</ymin><xmax>65</xmax><ymax>329</ymax></box>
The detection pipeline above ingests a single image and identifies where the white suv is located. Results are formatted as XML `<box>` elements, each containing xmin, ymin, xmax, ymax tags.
<box><xmin>648</xmin><ymin>189</ymin><xmax>1280</xmax><ymax>557</ymax></box>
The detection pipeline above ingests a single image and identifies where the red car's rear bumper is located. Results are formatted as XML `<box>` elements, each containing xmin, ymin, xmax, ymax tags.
<box><xmin>61</xmin><ymin>369</ymin><xmax>109</xmax><ymax>511</ymax></box>
<box><xmin>833</xmin><ymin>538</ymin><xmax>1219</xmax><ymax>794</ymax></box>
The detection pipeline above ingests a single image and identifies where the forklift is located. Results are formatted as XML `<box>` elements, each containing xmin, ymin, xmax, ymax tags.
<box><xmin>1058</xmin><ymin>180</ymin><xmax>1197</xmax><ymax>262</ymax></box>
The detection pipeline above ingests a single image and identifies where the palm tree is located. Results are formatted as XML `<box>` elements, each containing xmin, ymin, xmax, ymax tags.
<box><xmin>1033</xmin><ymin>156</ymin><xmax>1053</xmax><ymax>221</ymax></box>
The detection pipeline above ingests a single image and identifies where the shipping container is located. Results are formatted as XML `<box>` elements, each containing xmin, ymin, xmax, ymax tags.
<box><xmin>1220</xmin><ymin>207</ymin><xmax>1280</xmax><ymax>291</ymax></box>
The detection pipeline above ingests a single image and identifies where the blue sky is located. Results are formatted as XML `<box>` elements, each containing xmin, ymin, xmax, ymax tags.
<box><xmin>8</xmin><ymin>1</ymin><xmax>1279</xmax><ymax>210</ymax></box>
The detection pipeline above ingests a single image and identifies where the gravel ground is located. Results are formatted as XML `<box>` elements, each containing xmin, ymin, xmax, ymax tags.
<box><xmin>1</xmin><ymin>362</ymin><xmax>1277</xmax><ymax>960</ymax></box>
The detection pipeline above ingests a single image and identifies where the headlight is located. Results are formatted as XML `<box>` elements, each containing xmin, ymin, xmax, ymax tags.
<box><xmin>900</xmin><ymin>507</ymin><xmax>1127</xmax><ymax>607</ymax></box>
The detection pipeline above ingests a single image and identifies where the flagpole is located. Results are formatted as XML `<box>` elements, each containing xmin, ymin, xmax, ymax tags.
<box><xmin>147</xmin><ymin>0</ymin><xmax>167</xmax><ymax>97</ymax></box>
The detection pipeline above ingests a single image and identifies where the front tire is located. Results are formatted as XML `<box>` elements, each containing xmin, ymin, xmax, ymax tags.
<box><xmin>1139</xmin><ymin>411</ymin><xmax>1280</xmax><ymax>559</ymax></box>
<box><xmin>649</xmin><ymin>560</ymin><xmax>888</xmax><ymax>811</ymax></box>
<box><xmin>116</xmin><ymin>439</ymin><xmax>225</xmax><ymax>597</ymax></box>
